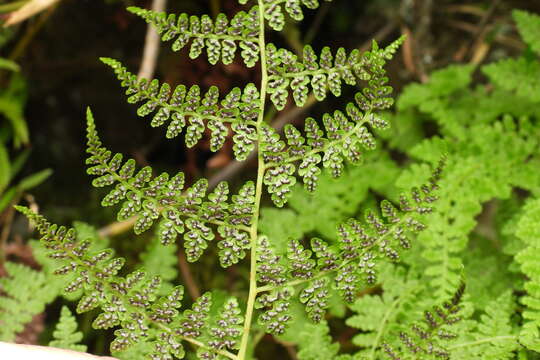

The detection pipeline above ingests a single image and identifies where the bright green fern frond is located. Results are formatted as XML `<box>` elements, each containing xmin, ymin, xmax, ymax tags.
<box><xmin>482</xmin><ymin>57</ymin><xmax>540</xmax><ymax>103</ymax></box>
<box><xmin>49</xmin><ymin>306</ymin><xmax>87</xmax><ymax>352</ymax></box>
<box><xmin>346</xmin><ymin>266</ymin><xmax>423</xmax><ymax>359</ymax></box>
<box><xmin>295</xmin><ymin>321</ymin><xmax>344</xmax><ymax>360</ymax></box>
<box><xmin>265</xmin><ymin>37</ymin><xmax>403</xmax><ymax>110</ymax></box>
<box><xmin>0</xmin><ymin>262</ymin><xmax>58</xmax><ymax>341</ymax></box>
<box><xmin>128</xmin><ymin>6</ymin><xmax>260</xmax><ymax>67</ymax></box>
<box><xmin>86</xmin><ymin>108</ymin><xmax>255</xmax><ymax>265</ymax></box>
<box><xmin>101</xmin><ymin>58</ymin><xmax>260</xmax><ymax>158</ymax></box>
<box><xmin>481</xmin><ymin>10</ymin><xmax>540</xmax><ymax>104</ymax></box>
<box><xmin>514</xmin><ymin>198</ymin><xmax>540</xmax><ymax>352</ymax></box>
<box><xmin>397</xmin><ymin>116</ymin><xmax>540</xmax><ymax>301</ymax></box>
<box><xmin>397</xmin><ymin>64</ymin><xmax>475</xmax><ymax>112</ymax></box>
<box><xmin>239</xmin><ymin>0</ymin><xmax>333</xmax><ymax>31</ymax></box>
<box><xmin>513</xmin><ymin>9</ymin><xmax>540</xmax><ymax>56</ymax></box>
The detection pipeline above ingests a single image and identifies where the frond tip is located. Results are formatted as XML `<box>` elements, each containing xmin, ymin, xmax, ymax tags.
<box><xmin>49</xmin><ymin>306</ymin><xmax>87</xmax><ymax>352</ymax></box>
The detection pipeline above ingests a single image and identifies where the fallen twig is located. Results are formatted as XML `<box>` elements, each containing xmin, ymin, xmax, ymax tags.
<box><xmin>137</xmin><ymin>0</ymin><xmax>167</xmax><ymax>80</ymax></box>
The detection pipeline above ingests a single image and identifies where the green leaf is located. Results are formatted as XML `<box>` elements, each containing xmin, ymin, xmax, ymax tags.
<box><xmin>0</xmin><ymin>73</ymin><xmax>28</xmax><ymax>147</ymax></box>
<box><xmin>515</xmin><ymin>198</ymin><xmax>540</xmax><ymax>352</ymax></box>
<box><xmin>9</xmin><ymin>148</ymin><xmax>30</xmax><ymax>179</ymax></box>
<box><xmin>0</xmin><ymin>187</ymin><xmax>16</xmax><ymax>213</ymax></box>
<box><xmin>0</xmin><ymin>142</ymin><xmax>10</xmax><ymax>193</ymax></box>
<box><xmin>0</xmin><ymin>58</ymin><xmax>20</xmax><ymax>72</ymax></box>
<box><xmin>450</xmin><ymin>292</ymin><xmax>519</xmax><ymax>360</ymax></box>
<box><xmin>16</xmin><ymin>168</ymin><xmax>52</xmax><ymax>191</ymax></box>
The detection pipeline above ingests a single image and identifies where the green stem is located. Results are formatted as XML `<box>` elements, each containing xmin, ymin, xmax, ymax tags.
<box><xmin>237</xmin><ymin>1</ymin><xmax>268</xmax><ymax>359</ymax></box>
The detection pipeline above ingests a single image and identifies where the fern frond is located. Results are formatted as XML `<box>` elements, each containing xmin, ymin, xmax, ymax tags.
<box><xmin>0</xmin><ymin>262</ymin><xmax>58</xmax><ymax>341</ymax></box>
<box><xmin>101</xmin><ymin>58</ymin><xmax>260</xmax><ymax>158</ymax></box>
<box><xmin>259</xmin><ymin>152</ymin><xmax>400</xmax><ymax>251</ymax></box>
<box><xmin>397</xmin><ymin>111</ymin><xmax>540</xmax><ymax>300</ymax></box>
<box><xmin>482</xmin><ymin>57</ymin><xmax>540</xmax><ymax>103</ymax></box>
<box><xmin>265</xmin><ymin>37</ymin><xmax>404</xmax><ymax>110</ymax></box>
<box><xmin>346</xmin><ymin>266</ymin><xmax>423</xmax><ymax>359</ymax></box>
<box><xmin>128</xmin><ymin>6</ymin><xmax>260</xmax><ymax>67</ymax></box>
<box><xmin>260</xmin><ymin>102</ymin><xmax>389</xmax><ymax>206</ymax></box>
<box><xmin>295</xmin><ymin>321</ymin><xmax>343</xmax><ymax>360</ymax></box>
<box><xmin>14</xmin><ymin>206</ymin><xmax>238</xmax><ymax>359</ymax></box>
<box><xmin>198</xmin><ymin>298</ymin><xmax>243</xmax><ymax>358</ymax></box>
<box><xmin>382</xmin><ymin>282</ymin><xmax>465</xmax><ymax>360</ymax></box>
<box><xmin>514</xmin><ymin>198</ymin><xmax>540</xmax><ymax>352</ymax></box>
<box><xmin>239</xmin><ymin>0</ymin><xmax>333</xmax><ymax>31</ymax></box>
<box><xmin>513</xmin><ymin>9</ymin><xmax>540</xmax><ymax>56</ymax></box>
<box><xmin>86</xmin><ymin>108</ymin><xmax>256</xmax><ymax>265</ymax></box>
<box><xmin>449</xmin><ymin>292</ymin><xmax>519</xmax><ymax>360</ymax></box>
<box><xmin>256</xmin><ymin>158</ymin><xmax>445</xmax><ymax>329</ymax></box>
<box><xmin>49</xmin><ymin>306</ymin><xmax>87</xmax><ymax>352</ymax></box>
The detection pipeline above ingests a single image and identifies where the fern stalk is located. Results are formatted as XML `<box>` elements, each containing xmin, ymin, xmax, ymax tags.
<box><xmin>237</xmin><ymin>1</ymin><xmax>269</xmax><ymax>359</ymax></box>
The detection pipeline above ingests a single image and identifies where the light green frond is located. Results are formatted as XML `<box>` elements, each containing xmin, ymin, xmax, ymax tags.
<box><xmin>514</xmin><ymin>198</ymin><xmax>540</xmax><ymax>352</ymax></box>
<box><xmin>482</xmin><ymin>57</ymin><xmax>540</xmax><ymax>103</ymax></box>
<box><xmin>397</xmin><ymin>65</ymin><xmax>475</xmax><ymax>111</ymax></box>
<box><xmin>49</xmin><ymin>306</ymin><xmax>87</xmax><ymax>352</ymax></box>
<box><xmin>513</xmin><ymin>9</ymin><xmax>540</xmax><ymax>56</ymax></box>
<box><xmin>0</xmin><ymin>262</ymin><xmax>58</xmax><ymax>341</ymax></box>
<box><xmin>397</xmin><ymin>114</ymin><xmax>540</xmax><ymax>301</ymax></box>
<box><xmin>128</xmin><ymin>6</ymin><xmax>260</xmax><ymax>67</ymax></box>
<box><xmin>346</xmin><ymin>266</ymin><xmax>424</xmax><ymax>359</ymax></box>
<box><xmin>296</xmin><ymin>321</ymin><xmax>341</xmax><ymax>360</ymax></box>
